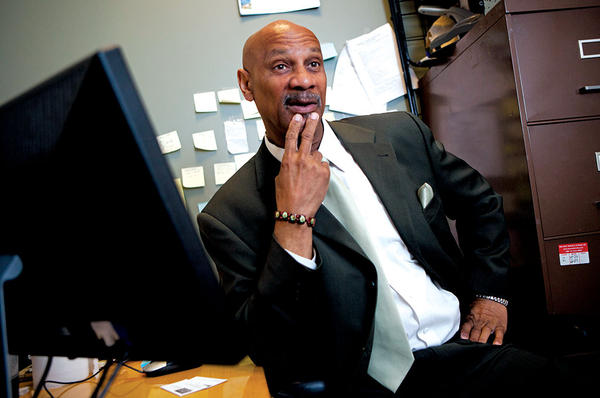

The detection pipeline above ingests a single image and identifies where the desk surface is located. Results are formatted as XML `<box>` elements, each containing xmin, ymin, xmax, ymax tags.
<box><xmin>22</xmin><ymin>357</ymin><xmax>270</xmax><ymax>398</ymax></box>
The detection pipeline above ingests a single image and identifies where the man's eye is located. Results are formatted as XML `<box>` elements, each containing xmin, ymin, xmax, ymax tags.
<box><xmin>309</xmin><ymin>61</ymin><xmax>321</xmax><ymax>68</ymax></box>
<box><xmin>274</xmin><ymin>64</ymin><xmax>287</xmax><ymax>70</ymax></box>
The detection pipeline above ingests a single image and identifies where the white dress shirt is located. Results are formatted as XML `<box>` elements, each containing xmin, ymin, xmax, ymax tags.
<box><xmin>265</xmin><ymin>121</ymin><xmax>460</xmax><ymax>350</ymax></box>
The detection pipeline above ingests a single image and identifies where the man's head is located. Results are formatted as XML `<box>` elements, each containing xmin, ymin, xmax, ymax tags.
<box><xmin>237</xmin><ymin>20</ymin><xmax>326</xmax><ymax>148</ymax></box>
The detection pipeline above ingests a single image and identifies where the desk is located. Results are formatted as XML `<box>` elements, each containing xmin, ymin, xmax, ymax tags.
<box><xmin>21</xmin><ymin>357</ymin><xmax>270</xmax><ymax>398</ymax></box>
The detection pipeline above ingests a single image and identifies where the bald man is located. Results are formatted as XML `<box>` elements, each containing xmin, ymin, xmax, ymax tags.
<box><xmin>198</xmin><ymin>21</ymin><xmax>558</xmax><ymax>397</ymax></box>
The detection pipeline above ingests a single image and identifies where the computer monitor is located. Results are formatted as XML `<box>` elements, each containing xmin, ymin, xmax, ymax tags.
<box><xmin>0</xmin><ymin>47</ymin><xmax>244</xmax><ymax>364</ymax></box>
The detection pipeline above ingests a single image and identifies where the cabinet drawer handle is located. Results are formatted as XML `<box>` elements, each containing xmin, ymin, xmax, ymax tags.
<box><xmin>579</xmin><ymin>38</ymin><xmax>600</xmax><ymax>59</ymax></box>
<box><xmin>579</xmin><ymin>85</ymin><xmax>600</xmax><ymax>94</ymax></box>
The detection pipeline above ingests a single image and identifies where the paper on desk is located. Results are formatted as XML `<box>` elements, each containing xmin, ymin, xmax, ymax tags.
<box><xmin>193</xmin><ymin>91</ymin><xmax>218</xmax><ymax>113</ymax></box>
<box><xmin>181</xmin><ymin>166</ymin><xmax>205</xmax><ymax>188</ymax></box>
<box><xmin>161</xmin><ymin>376</ymin><xmax>226</xmax><ymax>396</ymax></box>
<box><xmin>328</xmin><ymin>46</ymin><xmax>387</xmax><ymax>116</ymax></box>
<box><xmin>157</xmin><ymin>131</ymin><xmax>182</xmax><ymax>154</ymax></box>
<box><xmin>224</xmin><ymin>120</ymin><xmax>249</xmax><ymax>154</ymax></box>
<box><xmin>238</xmin><ymin>0</ymin><xmax>319</xmax><ymax>15</ymax></box>
<box><xmin>214</xmin><ymin>162</ymin><xmax>237</xmax><ymax>185</ymax></box>
<box><xmin>217</xmin><ymin>88</ymin><xmax>242</xmax><ymax>104</ymax></box>
<box><xmin>192</xmin><ymin>130</ymin><xmax>218</xmax><ymax>151</ymax></box>
<box><xmin>345</xmin><ymin>23</ymin><xmax>418</xmax><ymax>104</ymax></box>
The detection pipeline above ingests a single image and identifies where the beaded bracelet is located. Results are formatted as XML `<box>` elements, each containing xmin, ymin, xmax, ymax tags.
<box><xmin>275</xmin><ymin>211</ymin><xmax>316</xmax><ymax>228</ymax></box>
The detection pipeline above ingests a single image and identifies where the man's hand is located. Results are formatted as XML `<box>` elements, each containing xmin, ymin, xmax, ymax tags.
<box><xmin>460</xmin><ymin>298</ymin><xmax>508</xmax><ymax>345</ymax></box>
<box><xmin>273</xmin><ymin>112</ymin><xmax>330</xmax><ymax>258</ymax></box>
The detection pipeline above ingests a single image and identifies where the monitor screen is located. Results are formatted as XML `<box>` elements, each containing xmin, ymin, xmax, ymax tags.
<box><xmin>0</xmin><ymin>47</ymin><xmax>243</xmax><ymax>364</ymax></box>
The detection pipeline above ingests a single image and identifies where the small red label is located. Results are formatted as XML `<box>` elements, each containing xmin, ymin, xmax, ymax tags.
<box><xmin>558</xmin><ymin>242</ymin><xmax>590</xmax><ymax>266</ymax></box>
<box><xmin>558</xmin><ymin>243</ymin><xmax>588</xmax><ymax>254</ymax></box>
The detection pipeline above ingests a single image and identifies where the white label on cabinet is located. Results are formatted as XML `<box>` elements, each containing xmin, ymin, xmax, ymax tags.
<box><xmin>558</xmin><ymin>242</ymin><xmax>590</xmax><ymax>266</ymax></box>
<box><xmin>595</xmin><ymin>152</ymin><xmax>600</xmax><ymax>172</ymax></box>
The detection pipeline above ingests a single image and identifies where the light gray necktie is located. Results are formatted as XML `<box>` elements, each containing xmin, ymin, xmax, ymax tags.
<box><xmin>323</xmin><ymin>169</ymin><xmax>414</xmax><ymax>392</ymax></box>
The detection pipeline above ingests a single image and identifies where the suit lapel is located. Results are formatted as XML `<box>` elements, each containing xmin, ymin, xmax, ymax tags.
<box><xmin>328</xmin><ymin>121</ymin><xmax>429</xmax><ymax>264</ymax></box>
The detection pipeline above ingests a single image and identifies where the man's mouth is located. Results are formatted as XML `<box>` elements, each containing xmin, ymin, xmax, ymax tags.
<box><xmin>284</xmin><ymin>93</ymin><xmax>321</xmax><ymax>114</ymax></box>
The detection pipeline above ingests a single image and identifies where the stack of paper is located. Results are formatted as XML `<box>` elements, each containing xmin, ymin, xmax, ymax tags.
<box><xmin>329</xmin><ymin>23</ymin><xmax>418</xmax><ymax>116</ymax></box>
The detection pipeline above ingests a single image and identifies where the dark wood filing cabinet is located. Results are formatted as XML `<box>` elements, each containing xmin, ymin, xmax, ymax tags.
<box><xmin>419</xmin><ymin>0</ymin><xmax>600</xmax><ymax>316</ymax></box>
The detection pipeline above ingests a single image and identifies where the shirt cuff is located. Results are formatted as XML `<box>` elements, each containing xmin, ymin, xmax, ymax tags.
<box><xmin>284</xmin><ymin>248</ymin><xmax>317</xmax><ymax>270</ymax></box>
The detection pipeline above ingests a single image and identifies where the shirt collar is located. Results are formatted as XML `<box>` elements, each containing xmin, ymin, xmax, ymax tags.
<box><xmin>264</xmin><ymin>120</ymin><xmax>351</xmax><ymax>172</ymax></box>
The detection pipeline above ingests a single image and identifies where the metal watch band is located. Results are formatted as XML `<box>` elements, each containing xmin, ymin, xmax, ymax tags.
<box><xmin>475</xmin><ymin>294</ymin><xmax>509</xmax><ymax>307</ymax></box>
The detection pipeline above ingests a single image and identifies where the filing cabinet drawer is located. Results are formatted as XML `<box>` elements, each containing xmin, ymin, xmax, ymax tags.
<box><xmin>510</xmin><ymin>7</ymin><xmax>600</xmax><ymax>122</ymax></box>
<box><xmin>528</xmin><ymin>119</ymin><xmax>600</xmax><ymax>237</ymax></box>
<box><xmin>542</xmin><ymin>235</ymin><xmax>600</xmax><ymax>315</ymax></box>
<box><xmin>504</xmin><ymin>0</ymin><xmax>600</xmax><ymax>13</ymax></box>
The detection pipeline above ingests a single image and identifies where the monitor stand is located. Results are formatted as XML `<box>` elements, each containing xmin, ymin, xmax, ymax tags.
<box><xmin>0</xmin><ymin>255</ymin><xmax>23</xmax><ymax>398</ymax></box>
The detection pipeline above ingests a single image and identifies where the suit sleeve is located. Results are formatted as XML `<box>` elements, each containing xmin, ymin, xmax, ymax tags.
<box><xmin>197</xmin><ymin>211</ymin><xmax>327</xmax><ymax>377</ymax></box>
<box><xmin>406</xmin><ymin>113</ymin><xmax>511</xmax><ymax>300</ymax></box>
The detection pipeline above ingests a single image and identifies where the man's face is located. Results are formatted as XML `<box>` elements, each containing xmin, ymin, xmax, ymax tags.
<box><xmin>239</xmin><ymin>22</ymin><xmax>327</xmax><ymax>147</ymax></box>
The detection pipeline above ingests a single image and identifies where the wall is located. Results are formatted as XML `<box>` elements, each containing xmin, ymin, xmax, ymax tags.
<box><xmin>0</xmin><ymin>0</ymin><xmax>424</xmax><ymax>223</ymax></box>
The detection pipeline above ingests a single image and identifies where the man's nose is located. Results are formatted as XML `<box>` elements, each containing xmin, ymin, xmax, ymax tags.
<box><xmin>289</xmin><ymin>67</ymin><xmax>315</xmax><ymax>90</ymax></box>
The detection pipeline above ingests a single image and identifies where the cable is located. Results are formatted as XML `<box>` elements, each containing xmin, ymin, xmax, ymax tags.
<box><xmin>44</xmin><ymin>363</ymin><xmax>107</xmax><ymax>385</ymax></box>
<box><xmin>31</xmin><ymin>356</ymin><xmax>53</xmax><ymax>398</ymax></box>
<box><xmin>121</xmin><ymin>362</ymin><xmax>144</xmax><ymax>373</ymax></box>
<box><xmin>32</xmin><ymin>357</ymin><xmax>134</xmax><ymax>397</ymax></box>
<box><xmin>90</xmin><ymin>358</ymin><xmax>114</xmax><ymax>398</ymax></box>
<box><xmin>42</xmin><ymin>382</ymin><xmax>55</xmax><ymax>398</ymax></box>
<box><xmin>97</xmin><ymin>360</ymin><xmax>125</xmax><ymax>398</ymax></box>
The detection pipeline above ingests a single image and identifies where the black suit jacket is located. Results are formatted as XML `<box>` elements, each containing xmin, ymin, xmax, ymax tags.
<box><xmin>197</xmin><ymin>112</ymin><xmax>510</xmax><ymax>393</ymax></box>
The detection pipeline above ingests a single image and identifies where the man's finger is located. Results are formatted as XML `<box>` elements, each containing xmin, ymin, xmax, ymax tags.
<box><xmin>492</xmin><ymin>328</ymin><xmax>505</xmax><ymax>345</ymax></box>
<box><xmin>284</xmin><ymin>114</ymin><xmax>304</xmax><ymax>152</ymax></box>
<box><xmin>478</xmin><ymin>326</ymin><xmax>493</xmax><ymax>344</ymax></box>
<box><xmin>468</xmin><ymin>327</ymin><xmax>482</xmax><ymax>343</ymax></box>
<box><xmin>298</xmin><ymin>112</ymin><xmax>319</xmax><ymax>154</ymax></box>
<box><xmin>460</xmin><ymin>320</ymin><xmax>473</xmax><ymax>340</ymax></box>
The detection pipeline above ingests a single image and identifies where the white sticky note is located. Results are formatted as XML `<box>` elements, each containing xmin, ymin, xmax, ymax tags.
<box><xmin>321</xmin><ymin>42</ymin><xmax>337</xmax><ymax>60</ymax></box>
<box><xmin>217</xmin><ymin>88</ymin><xmax>242</xmax><ymax>104</ymax></box>
<box><xmin>255</xmin><ymin>119</ymin><xmax>265</xmax><ymax>140</ymax></box>
<box><xmin>241</xmin><ymin>99</ymin><xmax>261</xmax><ymax>119</ymax></box>
<box><xmin>193</xmin><ymin>91</ymin><xmax>218</xmax><ymax>113</ymax></box>
<box><xmin>224</xmin><ymin>120</ymin><xmax>249</xmax><ymax>154</ymax></box>
<box><xmin>214</xmin><ymin>162</ymin><xmax>237</xmax><ymax>185</ymax></box>
<box><xmin>234</xmin><ymin>152</ymin><xmax>256</xmax><ymax>170</ymax></box>
<box><xmin>156</xmin><ymin>130</ymin><xmax>181</xmax><ymax>154</ymax></box>
<box><xmin>192</xmin><ymin>130</ymin><xmax>217</xmax><ymax>151</ymax></box>
<box><xmin>181</xmin><ymin>166</ymin><xmax>205</xmax><ymax>188</ymax></box>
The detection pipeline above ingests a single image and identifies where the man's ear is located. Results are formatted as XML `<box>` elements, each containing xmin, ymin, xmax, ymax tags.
<box><xmin>237</xmin><ymin>68</ymin><xmax>254</xmax><ymax>101</ymax></box>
